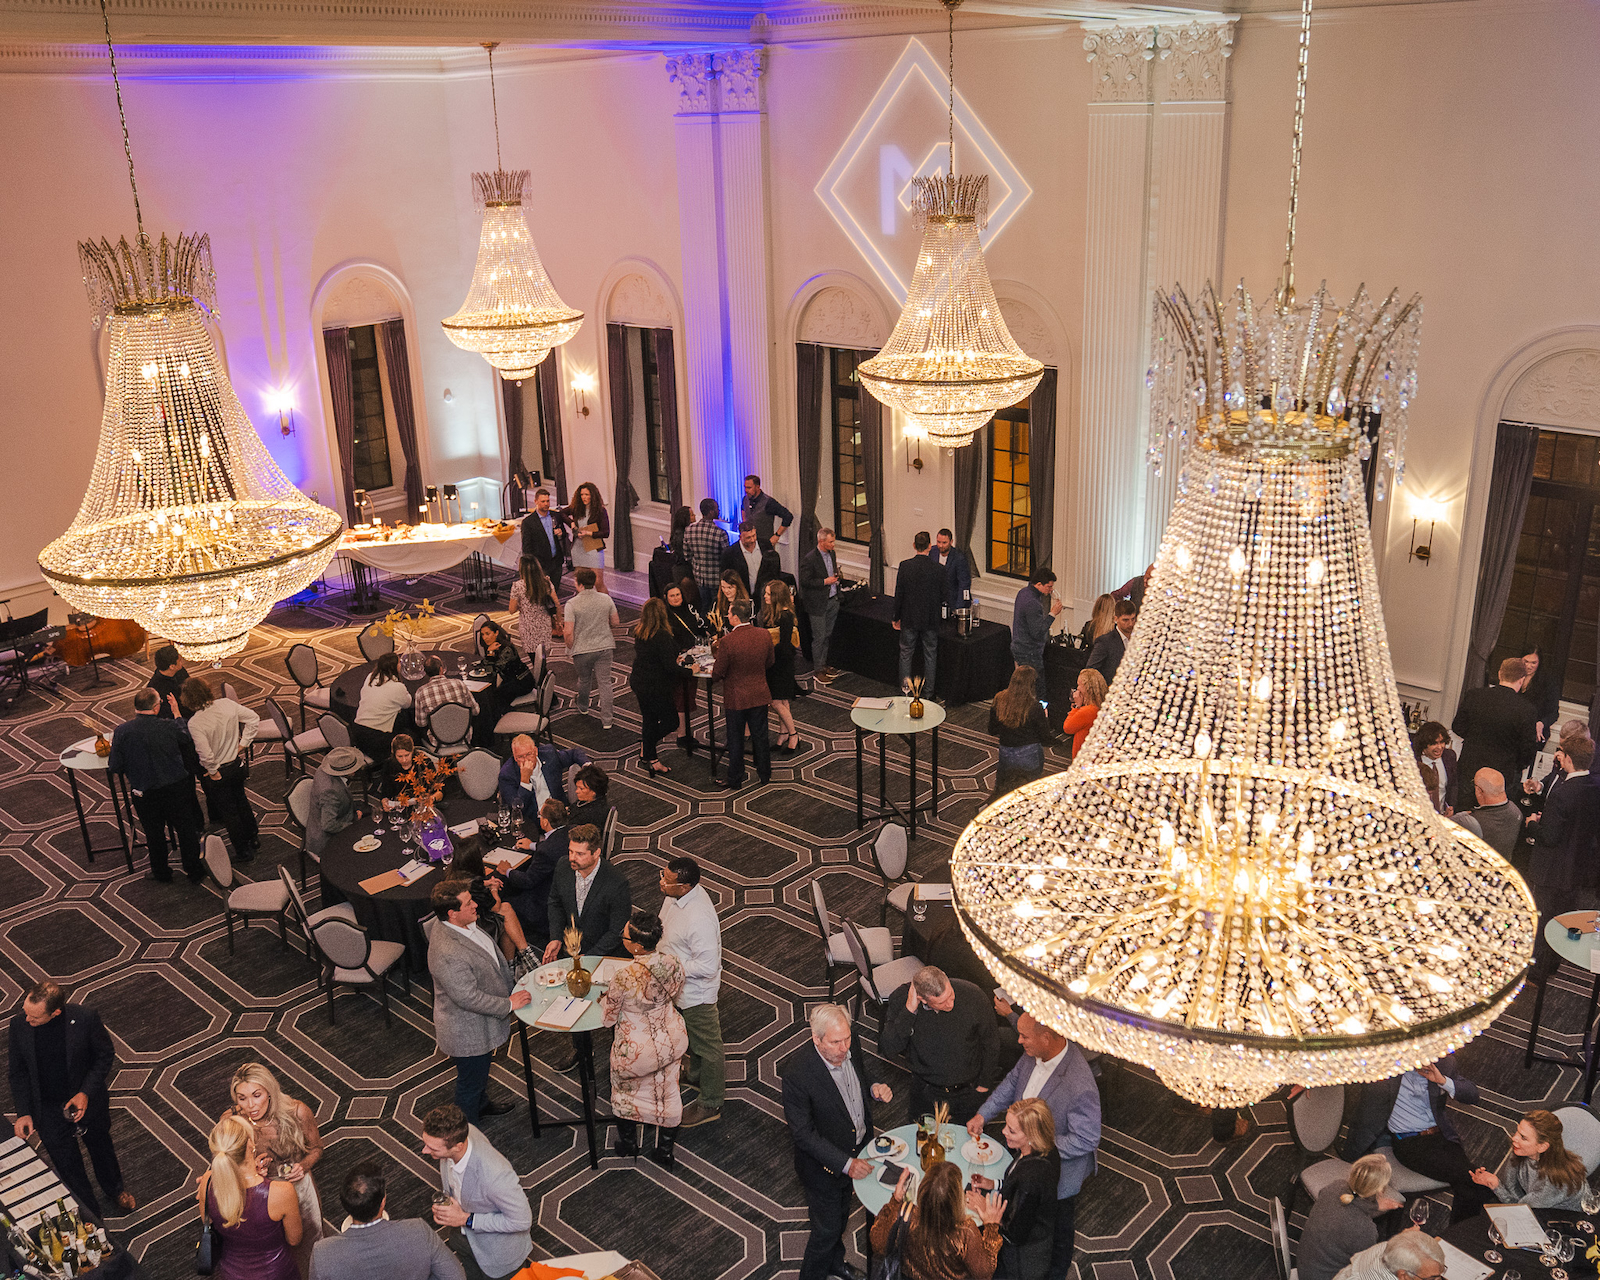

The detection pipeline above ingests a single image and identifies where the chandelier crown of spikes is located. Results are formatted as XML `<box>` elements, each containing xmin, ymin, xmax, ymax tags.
<box><xmin>80</xmin><ymin>231</ymin><xmax>216</xmax><ymax>322</ymax></box>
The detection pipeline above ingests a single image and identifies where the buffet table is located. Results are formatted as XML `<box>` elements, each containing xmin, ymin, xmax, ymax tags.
<box><xmin>335</xmin><ymin>520</ymin><xmax>524</xmax><ymax>610</ymax></box>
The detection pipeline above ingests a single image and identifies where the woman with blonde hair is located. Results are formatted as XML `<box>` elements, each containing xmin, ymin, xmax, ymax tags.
<box><xmin>224</xmin><ymin>1062</ymin><xmax>323</xmax><ymax>1276</ymax></box>
<box><xmin>1295</xmin><ymin>1152</ymin><xmax>1402</xmax><ymax>1280</ymax></box>
<box><xmin>1080</xmin><ymin>594</ymin><xmax>1115</xmax><ymax>646</ymax></box>
<box><xmin>873</xmin><ymin>1160</ymin><xmax>1004</xmax><ymax>1280</ymax></box>
<box><xmin>988</xmin><ymin>666</ymin><xmax>1056</xmax><ymax>799</ymax></box>
<box><xmin>1062</xmin><ymin>668</ymin><xmax>1108</xmax><ymax>762</ymax></box>
<box><xmin>762</xmin><ymin>579</ymin><xmax>803</xmax><ymax>754</ymax></box>
<box><xmin>198</xmin><ymin>1111</ymin><xmax>301</xmax><ymax>1280</ymax></box>
<box><xmin>1471</xmin><ymin>1109</ymin><xmax>1591</xmax><ymax>1210</ymax></box>
<box><xmin>968</xmin><ymin>1098</ymin><xmax>1058</xmax><ymax>1280</ymax></box>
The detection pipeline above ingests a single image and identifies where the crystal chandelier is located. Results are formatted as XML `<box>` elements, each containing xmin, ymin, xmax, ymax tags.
<box><xmin>38</xmin><ymin>4</ymin><xmax>342</xmax><ymax>663</ymax></box>
<box><xmin>857</xmin><ymin>1</ymin><xmax>1042</xmax><ymax>448</ymax></box>
<box><xmin>442</xmin><ymin>43</ymin><xmax>583</xmax><ymax>382</ymax></box>
<box><xmin>949</xmin><ymin>0</ymin><xmax>1535</xmax><ymax>1108</ymax></box>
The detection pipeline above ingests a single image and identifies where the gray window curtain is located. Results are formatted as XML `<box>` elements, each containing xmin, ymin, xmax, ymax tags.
<box><xmin>1028</xmin><ymin>367</ymin><xmax>1058</xmax><ymax>571</ymax></box>
<box><xmin>860</xmin><ymin>351</ymin><xmax>885</xmax><ymax>595</ymax></box>
<box><xmin>795</xmin><ymin>344</ymin><xmax>825</xmax><ymax>552</ymax></box>
<box><xmin>606</xmin><ymin>322</ymin><xmax>638</xmax><ymax>571</ymax></box>
<box><xmin>1462</xmin><ymin>421</ymin><xmax>1540</xmax><ymax>701</ymax></box>
<box><xmin>535</xmin><ymin>351</ymin><xmax>567</xmax><ymax>500</ymax></box>
<box><xmin>653</xmin><ymin>328</ymin><xmax>684</xmax><ymax>509</ymax></box>
<box><xmin>321</xmin><ymin>326</ymin><xmax>357</xmax><ymax>523</ymax></box>
<box><xmin>378</xmin><ymin>320</ymin><xmax>425</xmax><ymax>517</ymax></box>
<box><xmin>500</xmin><ymin>375</ymin><xmax>525</xmax><ymax>479</ymax></box>
<box><xmin>953</xmin><ymin>433</ymin><xmax>983</xmax><ymax>583</ymax></box>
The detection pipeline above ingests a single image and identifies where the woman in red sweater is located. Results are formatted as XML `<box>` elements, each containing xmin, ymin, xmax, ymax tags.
<box><xmin>1063</xmin><ymin>668</ymin><xmax>1107</xmax><ymax>761</ymax></box>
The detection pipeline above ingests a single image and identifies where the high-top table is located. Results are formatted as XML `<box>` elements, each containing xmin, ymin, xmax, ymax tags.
<box><xmin>1524</xmin><ymin>911</ymin><xmax>1600</xmax><ymax>1102</ymax></box>
<box><xmin>58</xmin><ymin>736</ymin><xmax>137</xmax><ymax>872</ymax></box>
<box><xmin>852</xmin><ymin>1122</ymin><xmax>1013</xmax><ymax>1216</ymax></box>
<box><xmin>512</xmin><ymin>955</ymin><xmax>618</xmax><ymax>1171</ymax></box>
<box><xmin>852</xmin><ymin>697</ymin><xmax>944</xmax><ymax>839</ymax></box>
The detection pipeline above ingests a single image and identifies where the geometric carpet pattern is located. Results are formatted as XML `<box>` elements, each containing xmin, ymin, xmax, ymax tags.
<box><xmin>0</xmin><ymin>568</ymin><xmax>1589</xmax><ymax>1280</ymax></box>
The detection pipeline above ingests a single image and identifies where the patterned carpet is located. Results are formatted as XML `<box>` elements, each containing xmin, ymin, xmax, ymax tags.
<box><xmin>0</xmin><ymin>567</ymin><xmax>1592</xmax><ymax>1280</ymax></box>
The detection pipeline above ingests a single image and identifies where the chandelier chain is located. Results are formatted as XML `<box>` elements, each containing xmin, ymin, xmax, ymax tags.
<box><xmin>484</xmin><ymin>41</ymin><xmax>503</xmax><ymax>173</ymax></box>
<box><xmin>947</xmin><ymin>1</ymin><xmax>956</xmax><ymax>177</ymax></box>
<box><xmin>1278</xmin><ymin>0</ymin><xmax>1314</xmax><ymax>314</ymax></box>
<box><xmin>97</xmin><ymin>0</ymin><xmax>145</xmax><ymax>247</ymax></box>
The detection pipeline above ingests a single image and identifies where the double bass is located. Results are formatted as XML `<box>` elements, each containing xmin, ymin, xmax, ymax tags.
<box><xmin>52</xmin><ymin>614</ymin><xmax>149</xmax><ymax>667</ymax></box>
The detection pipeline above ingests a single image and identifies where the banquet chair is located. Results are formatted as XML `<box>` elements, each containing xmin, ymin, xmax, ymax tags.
<box><xmin>839</xmin><ymin>917</ymin><xmax>922</xmax><ymax>1017</ymax></box>
<box><xmin>277</xmin><ymin>865</ymin><xmax>357</xmax><ymax>954</ymax></box>
<box><xmin>564</xmin><ymin>763</ymin><xmax>581</xmax><ymax>804</ymax></box>
<box><xmin>316</xmin><ymin>713</ymin><xmax>371</xmax><ymax>764</ymax></box>
<box><xmin>872</xmin><ymin>823</ymin><xmax>915</xmax><ymax>926</ymax></box>
<box><xmin>494</xmin><ymin>675</ymin><xmax>556</xmax><ymax>742</ymax></box>
<box><xmin>601</xmin><ymin>806</ymin><xmax>619</xmax><ymax>860</ymax></box>
<box><xmin>1555</xmin><ymin>1106</ymin><xmax>1600</xmax><ymax>1174</ymax></box>
<box><xmin>251</xmin><ymin>701</ymin><xmax>286</xmax><ymax>766</ymax></box>
<box><xmin>285</xmin><ymin>643</ymin><xmax>333</xmax><ymax>730</ymax></box>
<box><xmin>526</xmin><ymin>645</ymin><xmax>547</xmax><ymax>686</ymax></box>
<box><xmin>1288</xmin><ymin>1085</ymin><xmax>1349</xmax><ymax>1209</ymax></box>
<box><xmin>284</xmin><ymin>776</ymin><xmax>321</xmax><ymax>888</ymax></box>
<box><xmin>809</xmin><ymin>878</ymin><xmax>893</xmax><ymax>1001</ymax></box>
<box><xmin>457</xmin><ymin>748</ymin><xmax>503</xmax><ymax>801</ymax></box>
<box><xmin>202</xmin><ymin>834</ymin><xmax>289</xmax><ymax>955</ymax></box>
<box><xmin>267</xmin><ymin>698</ymin><xmax>327</xmax><ymax>777</ymax></box>
<box><xmin>1270</xmin><ymin>1197</ymin><xmax>1297</xmax><ymax>1280</ymax></box>
<box><xmin>357</xmin><ymin>622</ymin><xmax>394</xmax><ymax>663</ymax></box>
<box><xmin>309</xmin><ymin>916</ymin><xmax>408</xmax><ymax>1026</ymax></box>
<box><xmin>424</xmin><ymin>701</ymin><xmax>474</xmax><ymax>758</ymax></box>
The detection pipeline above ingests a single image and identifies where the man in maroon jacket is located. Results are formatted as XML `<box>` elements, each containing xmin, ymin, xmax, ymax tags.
<box><xmin>711</xmin><ymin>600</ymin><xmax>773</xmax><ymax>790</ymax></box>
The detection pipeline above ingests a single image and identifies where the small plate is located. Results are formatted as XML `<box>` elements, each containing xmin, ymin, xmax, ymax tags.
<box><xmin>962</xmin><ymin>1139</ymin><xmax>1002</xmax><ymax>1166</ymax></box>
<box><xmin>868</xmin><ymin>1134</ymin><xmax>909</xmax><ymax>1160</ymax></box>
<box><xmin>352</xmin><ymin>836</ymin><xmax>381</xmax><ymax>852</ymax></box>
<box><xmin>536</xmin><ymin>970</ymin><xmax>564</xmax><ymax>988</ymax></box>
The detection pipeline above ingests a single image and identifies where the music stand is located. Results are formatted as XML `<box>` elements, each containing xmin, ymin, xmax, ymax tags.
<box><xmin>0</xmin><ymin>608</ymin><xmax>50</xmax><ymax>711</ymax></box>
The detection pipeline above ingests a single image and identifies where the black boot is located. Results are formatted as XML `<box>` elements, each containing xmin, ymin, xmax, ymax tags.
<box><xmin>649</xmin><ymin>1125</ymin><xmax>679</xmax><ymax>1171</ymax></box>
<box><xmin>613</xmin><ymin>1119</ymin><xmax>639</xmax><ymax>1160</ymax></box>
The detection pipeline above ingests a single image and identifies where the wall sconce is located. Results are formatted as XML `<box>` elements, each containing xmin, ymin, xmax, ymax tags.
<box><xmin>266</xmin><ymin>388</ymin><xmax>296</xmax><ymax>437</ymax></box>
<box><xmin>571</xmin><ymin>371</ymin><xmax>596</xmax><ymax>417</ymax></box>
<box><xmin>904</xmin><ymin>421</ymin><xmax>926</xmax><ymax>473</ymax></box>
<box><xmin>1409</xmin><ymin>497</ymin><xmax>1445</xmax><ymax>565</ymax></box>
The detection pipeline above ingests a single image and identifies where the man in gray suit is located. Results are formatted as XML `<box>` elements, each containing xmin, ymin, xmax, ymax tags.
<box><xmin>423</xmin><ymin>1104</ymin><xmax>533</xmax><ymax>1280</ymax></box>
<box><xmin>428</xmin><ymin>882</ymin><xmax>532</xmax><ymax>1123</ymax></box>
<box><xmin>309</xmin><ymin>1160</ymin><xmax>465</xmax><ymax>1280</ymax></box>
<box><xmin>967</xmin><ymin>1012</ymin><xmax>1102</xmax><ymax>1280</ymax></box>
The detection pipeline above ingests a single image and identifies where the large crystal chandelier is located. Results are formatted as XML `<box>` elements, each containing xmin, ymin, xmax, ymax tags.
<box><xmin>949</xmin><ymin>0</ymin><xmax>1535</xmax><ymax>1108</ymax></box>
<box><xmin>857</xmin><ymin>1</ymin><xmax>1042</xmax><ymax>448</ymax></box>
<box><xmin>38</xmin><ymin>4</ymin><xmax>341</xmax><ymax>663</ymax></box>
<box><xmin>442</xmin><ymin>43</ymin><xmax>582</xmax><ymax>381</ymax></box>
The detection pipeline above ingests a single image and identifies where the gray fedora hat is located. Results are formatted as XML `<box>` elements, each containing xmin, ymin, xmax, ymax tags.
<box><xmin>321</xmin><ymin>746</ymin><xmax>366</xmax><ymax>776</ymax></box>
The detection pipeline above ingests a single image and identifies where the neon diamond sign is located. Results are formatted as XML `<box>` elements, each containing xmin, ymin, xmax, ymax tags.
<box><xmin>816</xmin><ymin>38</ymin><xmax>1032</xmax><ymax>304</ymax></box>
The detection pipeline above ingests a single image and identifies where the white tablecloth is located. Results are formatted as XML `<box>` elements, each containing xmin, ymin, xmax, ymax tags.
<box><xmin>335</xmin><ymin>520</ymin><xmax>524</xmax><ymax>576</ymax></box>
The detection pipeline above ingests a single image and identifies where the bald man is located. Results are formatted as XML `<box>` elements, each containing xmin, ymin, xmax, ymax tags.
<box><xmin>1462</xmin><ymin>768</ymin><xmax>1521</xmax><ymax>859</ymax></box>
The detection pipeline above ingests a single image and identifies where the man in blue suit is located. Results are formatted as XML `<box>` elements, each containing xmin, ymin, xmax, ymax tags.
<box><xmin>967</xmin><ymin>1012</ymin><xmax>1101</xmax><ymax>1280</ymax></box>
<box><xmin>933</xmin><ymin>528</ymin><xmax>973</xmax><ymax>614</ymax></box>
<box><xmin>495</xmin><ymin>734</ymin><xmax>588</xmax><ymax>826</ymax></box>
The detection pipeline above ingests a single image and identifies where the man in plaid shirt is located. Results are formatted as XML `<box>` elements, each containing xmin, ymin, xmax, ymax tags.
<box><xmin>412</xmin><ymin>655</ymin><xmax>478</xmax><ymax>734</ymax></box>
<box><xmin>684</xmin><ymin>497</ymin><xmax>731</xmax><ymax>609</ymax></box>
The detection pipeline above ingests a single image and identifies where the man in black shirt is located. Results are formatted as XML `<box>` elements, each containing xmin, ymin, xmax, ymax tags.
<box><xmin>879</xmin><ymin>965</ymin><xmax>1002</xmax><ymax>1123</ymax></box>
<box><xmin>1452</xmin><ymin>655</ymin><xmax>1539</xmax><ymax>811</ymax></box>
<box><xmin>893</xmin><ymin>532</ymin><xmax>946</xmax><ymax>695</ymax></box>
<box><xmin>7</xmin><ymin>980</ymin><xmax>131</xmax><ymax>1219</ymax></box>
<box><xmin>108</xmin><ymin>688</ymin><xmax>204</xmax><ymax>882</ymax></box>
<box><xmin>146</xmin><ymin>644</ymin><xmax>189</xmax><ymax>719</ymax></box>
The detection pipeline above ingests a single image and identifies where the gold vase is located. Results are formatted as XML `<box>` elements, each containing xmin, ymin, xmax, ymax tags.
<box><xmin>566</xmin><ymin>963</ymin><xmax>592</xmax><ymax>997</ymax></box>
<box><xmin>93</xmin><ymin>733</ymin><xmax>110</xmax><ymax>757</ymax></box>
<box><xmin>920</xmin><ymin>1132</ymin><xmax>945</xmax><ymax>1171</ymax></box>
<box><xmin>908</xmin><ymin>697</ymin><xmax>925</xmax><ymax>720</ymax></box>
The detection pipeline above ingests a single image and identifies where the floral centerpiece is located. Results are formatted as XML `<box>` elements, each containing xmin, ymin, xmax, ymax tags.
<box><xmin>379</xmin><ymin>599</ymin><xmax>435</xmax><ymax>680</ymax></box>
<box><xmin>394</xmin><ymin>753</ymin><xmax>455</xmax><ymax>822</ymax></box>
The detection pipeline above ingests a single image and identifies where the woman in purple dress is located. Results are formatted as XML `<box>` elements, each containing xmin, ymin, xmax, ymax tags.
<box><xmin>197</xmin><ymin>1113</ymin><xmax>301</xmax><ymax>1280</ymax></box>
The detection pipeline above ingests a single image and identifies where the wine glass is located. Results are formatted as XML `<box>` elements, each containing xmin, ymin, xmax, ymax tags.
<box><xmin>1582</xmin><ymin>1183</ymin><xmax>1600</xmax><ymax>1218</ymax></box>
<box><xmin>1558</xmin><ymin>1234</ymin><xmax>1575</xmax><ymax>1264</ymax></box>
<box><xmin>1408</xmin><ymin>1198</ymin><xmax>1430</xmax><ymax>1231</ymax></box>
<box><xmin>1487</xmin><ymin>1223</ymin><xmax>1505</xmax><ymax>1262</ymax></box>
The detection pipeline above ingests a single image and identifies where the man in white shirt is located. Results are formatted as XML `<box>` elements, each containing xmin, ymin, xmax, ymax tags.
<box><xmin>659</xmin><ymin>855</ymin><xmax>724</xmax><ymax>1127</ymax></box>
<box><xmin>180</xmin><ymin>675</ymin><xmax>262</xmax><ymax>863</ymax></box>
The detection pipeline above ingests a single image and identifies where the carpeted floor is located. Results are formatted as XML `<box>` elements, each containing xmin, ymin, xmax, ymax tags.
<box><xmin>0</xmin><ymin>568</ymin><xmax>1592</xmax><ymax>1280</ymax></box>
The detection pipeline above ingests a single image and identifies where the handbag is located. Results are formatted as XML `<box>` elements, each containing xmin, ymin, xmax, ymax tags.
<box><xmin>195</xmin><ymin>1180</ymin><xmax>217</xmax><ymax>1275</ymax></box>
<box><xmin>868</xmin><ymin>1205</ymin><xmax>909</xmax><ymax>1280</ymax></box>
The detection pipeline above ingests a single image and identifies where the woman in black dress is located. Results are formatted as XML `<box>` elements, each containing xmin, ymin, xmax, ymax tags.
<box><xmin>629</xmin><ymin>598</ymin><xmax>684</xmax><ymax>776</ymax></box>
<box><xmin>762</xmin><ymin>579</ymin><xmax>802</xmax><ymax>754</ymax></box>
<box><xmin>665</xmin><ymin>579</ymin><xmax>708</xmax><ymax>753</ymax></box>
<box><xmin>969</xmin><ymin>1099</ymin><xmax>1059</xmax><ymax>1280</ymax></box>
<box><xmin>473</xmin><ymin>619</ymin><xmax>535</xmax><ymax>747</ymax></box>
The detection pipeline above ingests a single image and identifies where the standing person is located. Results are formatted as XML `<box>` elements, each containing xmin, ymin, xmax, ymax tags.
<box><xmin>472</xmin><ymin>620</ymin><xmax>534</xmax><ymax>748</ymax></box>
<box><xmin>6</xmin><ymin>981</ymin><xmax>132</xmax><ymax>1219</ymax></box>
<box><xmin>629</xmin><ymin>598</ymin><xmax>682</xmax><ymax>776</ymax></box>
<box><xmin>541</xmin><ymin>825</ymin><xmax>634</xmax><ymax>960</ymax></box>
<box><xmin>879</xmin><ymin>966</ymin><xmax>1002</xmax><ymax>1125</ymax></box>
<box><xmin>226</xmin><ymin>1062</ymin><xmax>324</xmax><ymax>1277</ymax></box>
<box><xmin>658</xmin><ymin>856</ymin><xmax>724</xmax><ymax>1129</ymax></box>
<box><xmin>685</xmin><ymin>498</ymin><xmax>731</xmax><ymax>610</ymax></box>
<box><xmin>601</xmin><ymin>910</ymin><xmax>689</xmax><ymax>1167</ymax></box>
<box><xmin>412</xmin><ymin>656</ymin><xmax>478</xmax><ymax>742</ymax></box>
<box><xmin>1520</xmin><ymin>646</ymin><xmax>1562</xmax><ymax>746</ymax></box>
<box><xmin>1413</xmin><ymin>721</ymin><xmax>1458</xmax><ymax>816</ymax></box>
<box><xmin>967</xmin><ymin>1100</ymin><xmax>1059</xmax><ymax>1280</ymax></box>
<box><xmin>427</xmin><ymin>883</ymin><xmax>532</xmax><ymax>1124</ymax></box>
<box><xmin>147</xmin><ymin>644</ymin><xmax>190</xmax><ymax>718</ymax></box>
<box><xmin>1459</xmin><ymin>768</ymin><xmax>1523</xmax><ymax>859</ymax></box>
<box><xmin>507</xmin><ymin>555</ymin><xmax>562</xmax><ymax>665</ymax></box>
<box><xmin>721</xmin><ymin>521</ymin><xmax>783</xmax><ymax>600</ymax></box>
<box><xmin>108</xmin><ymin>687</ymin><xmax>204</xmax><ymax>883</ymax></box>
<box><xmin>664</xmin><ymin>580</ymin><xmax>708</xmax><ymax>753</ymax></box>
<box><xmin>564</xmin><ymin>567</ymin><xmax>619</xmax><ymax>732</ymax></box>
<box><xmin>1294</xmin><ymin>1155</ymin><xmax>1404</xmax><ymax>1280</ymax></box>
<box><xmin>1062</xmin><ymin>669</ymin><xmax>1107</xmax><ymax>762</ymax></box>
<box><xmin>354</xmin><ymin>652</ymin><xmax>414</xmax><ymax>759</ymax></box>
<box><xmin>1526</xmin><ymin>737</ymin><xmax>1600</xmax><ymax>961</ymax></box>
<box><xmin>1452</xmin><ymin>656</ymin><xmax>1540</xmax><ymax>811</ymax></box>
<box><xmin>1077</xmin><ymin>594</ymin><xmax>1115</xmax><ymax>648</ymax></box>
<box><xmin>199</xmin><ymin>1112</ymin><xmax>302</xmax><ymax>1280</ymax></box>
<box><xmin>305</xmin><ymin>747</ymin><xmax>365</xmax><ymax>856</ymax></box>
<box><xmin>988</xmin><ymin>667</ymin><xmax>1057</xmax><ymax>798</ymax></box>
<box><xmin>799</xmin><ymin>527</ymin><xmax>844</xmax><ymax>683</ymax></box>
<box><xmin>893</xmin><ymin>532</ymin><xmax>946</xmax><ymax>695</ymax></box>
<box><xmin>519</xmin><ymin>487</ymin><xmax>569</xmax><ymax>595</ymax></box>
<box><xmin>967</xmin><ymin>1016</ymin><xmax>1101</xmax><ymax>1280</ymax></box>
<box><xmin>308</xmin><ymin>1161</ymin><xmax>467</xmax><ymax>1280</ymax></box>
<box><xmin>707</xmin><ymin>571</ymin><xmax>751</xmax><ymax>639</ymax></box>
<box><xmin>781</xmin><ymin>1004</ymin><xmax>894</xmax><ymax>1280</ymax></box>
<box><xmin>1112</xmin><ymin>563</ymin><xmax>1155</xmax><ymax>611</ymax></box>
<box><xmin>1086</xmin><ymin>600</ymin><xmax>1136</xmax><ymax>683</ymax></box>
<box><xmin>933</xmin><ymin>528</ymin><xmax>973</xmax><ymax>615</ymax></box>
<box><xmin>711</xmin><ymin>600</ymin><xmax>774</xmax><ymax>791</ymax></box>
<box><xmin>873</xmin><ymin>1163</ymin><xmax>1003</xmax><ymax>1280</ymax></box>
<box><xmin>740</xmin><ymin>474</ymin><xmax>793</xmax><ymax>549</ymax></box>
<box><xmin>763</xmin><ymin>579</ymin><xmax>803</xmax><ymax>754</ymax></box>
<box><xmin>182</xmin><ymin>675</ymin><xmax>261</xmax><ymax>864</ymax></box>
<box><xmin>422</xmin><ymin>1105</ymin><xmax>533</xmax><ymax>1280</ymax></box>
<box><xmin>564</xmin><ymin>481</ymin><xmax>610</xmax><ymax>595</ymax></box>
<box><xmin>1012</xmin><ymin>569</ymin><xmax>1062</xmax><ymax>673</ymax></box>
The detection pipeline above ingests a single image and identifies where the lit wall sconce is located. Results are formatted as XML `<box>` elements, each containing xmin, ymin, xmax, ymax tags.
<box><xmin>1409</xmin><ymin>497</ymin><xmax>1445</xmax><ymax>565</ymax></box>
<box><xmin>904</xmin><ymin>421</ymin><xmax>926</xmax><ymax>473</ymax></box>
<box><xmin>266</xmin><ymin>388</ymin><xmax>296</xmax><ymax>437</ymax></box>
<box><xmin>571</xmin><ymin>370</ymin><xmax>596</xmax><ymax>417</ymax></box>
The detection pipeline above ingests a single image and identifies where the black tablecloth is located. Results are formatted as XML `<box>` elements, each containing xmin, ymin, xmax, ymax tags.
<box><xmin>830</xmin><ymin>595</ymin><xmax>1013</xmax><ymax>706</ymax></box>
<box><xmin>1042</xmin><ymin>642</ymin><xmax>1088</xmax><ymax>720</ymax></box>
<box><xmin>1441</xmin><ymin>1207</ymin><xmax>1598</xmax><ymax>1277</ymax></box>
<box><xmin>902</xmin><ymin>900</ymin><xmax>995</xmax><ymax>994</ymax></box>
<box><xmin>318</xmin><ymin>794</ymin><xmax>500</xmax><ymax>970</ymax></box>
<box><xmin>329</xmin><ymin>649</ymin><xmax>479</xmax><ymax>725</ymax></box>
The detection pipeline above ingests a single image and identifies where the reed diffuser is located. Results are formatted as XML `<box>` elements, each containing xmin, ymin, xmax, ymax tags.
<box><xmin>79</xmin><ymin>715</ymin><xmax>110</xmax><ymax>756</ymax></box>
<box><xmin>904</xmin><ymin>675</ymin><xmax>927</xmax><ymax>720</ymax></box>
<box><xmin>563</xmin><ymin>920</ymin><xmax>591</xmax><ymax>996</ymax></box>
<box><xmin>921</xmin><ymin>1101</ymin><xmax>949</xmax><ymax>1170</ymax></box>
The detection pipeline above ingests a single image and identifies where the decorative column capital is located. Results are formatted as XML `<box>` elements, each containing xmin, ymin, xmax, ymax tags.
<box><xmin>1082</xmin><ymin>24</ymin><xmax>1156</xmax><ymax>105</ymax></box>
<box><xmin>664</xmin><ymin>46</ymin><xmax>764</xmax><ymax>115</ymax></box>
<box><xmin>1154</xmin><ymin>19</ymin><xmax>1236</xmax><ymax>104</ymax></box>
<box><xmin>665</xmin><ymin>52</ymin><xmax>716</xmax><ymax>114</ymax></box>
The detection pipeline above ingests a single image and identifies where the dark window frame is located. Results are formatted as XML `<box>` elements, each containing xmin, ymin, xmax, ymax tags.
<box><xmin>639</xmin><ymin>331</ymin><xmax>671</xmax><ymax>504</ymax></box>
<box><xmin>348</xmin><ymin>324</ymin><xmax>393</xmax><ymax>493</ymax></box>
<box><xmin>830</xmin><ymin>348</ymin><xmax>870</xmax><ymax>545</ymax></box>
<box><xmin>987</xmin><ymin>401</ymin><xmax>1032</xmax><ymax>579</ymax></box>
